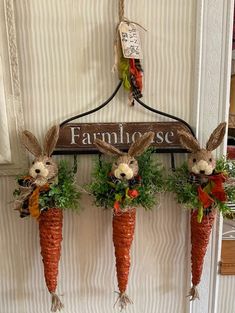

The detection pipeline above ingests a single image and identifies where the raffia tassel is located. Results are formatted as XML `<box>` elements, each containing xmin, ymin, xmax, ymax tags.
<box><xmin>188</xmin><ymin>285</ymin><xmax>200</xmax><ymax>301</ymax></box>
<box><xmin>114</xmin><ymin>292</ymin><xmax>133</xmax><ymax>311</ymax></box>
<box><xmin>51</xmin><ymin>292</ymin><xmax>64</xmax><ymax>312</ymax></box>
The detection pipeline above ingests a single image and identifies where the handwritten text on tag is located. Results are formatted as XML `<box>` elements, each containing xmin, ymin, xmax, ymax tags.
<box><xmin>119</xmin><ymin>22</ymin><xmax>143</xmax><ymax>59</ymax></box>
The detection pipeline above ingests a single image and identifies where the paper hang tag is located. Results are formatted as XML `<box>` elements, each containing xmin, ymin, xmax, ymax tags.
<box><xmin>119</xmin><ymin>22</ymin><xmax>143</xmax><ymax>59</ymax></box>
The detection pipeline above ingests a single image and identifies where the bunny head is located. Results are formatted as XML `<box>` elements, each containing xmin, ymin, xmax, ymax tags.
<box><xmin>21</xmin><ymin>125</ymin><xmax>60</xmax><ymax>186</ymax></box>
<box><xmin>94</xmin><ymin>132</ymin><xmax>154</xmax><ymax>180</ymax></box>
<box><xmin>178</xmin><ymin>122</ymin><xmax>226</xmax><ymax>175</ymax></box>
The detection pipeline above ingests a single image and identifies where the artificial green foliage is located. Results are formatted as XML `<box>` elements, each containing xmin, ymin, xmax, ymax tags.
<box><xmin>39</xmin><ymin>160</ymin><xmax>80</xmax><ymax>211</ymax></box>
<box><xmin>216</xmin><ymin>156</ymin><xmax>235</xmax><ymax>178</ymax></box>
<box><xmin>167</xmin><ymin>158</ymin><xmax>235</xmax><ymax>217</ymax></box>
<box><xmin>88</xmin><ymin>148</ymin><xmax>164</xmax><ymax>210</ymax></box>
<box><xmin>167</xmin><ymin>163</ymin><xmax>199</xmax><ymax>209</ymax></box>
<box><xmin>216</xmin><ymin>157</ymin><xmax>235</xmax><ymax>217</ymax></box>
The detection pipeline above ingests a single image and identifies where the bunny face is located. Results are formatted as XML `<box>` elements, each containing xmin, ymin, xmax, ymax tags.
<box><xmin>188</xmin><ymin>149</ymin><xmax>216</xmax><ymax>175</ymax></box>
<box><xmin>21</xmin><ymin>125</ymin><xmax>60</xmax><ymax>187</ymax></box>
<box><xmin>112</xmin><ymin>155</ymin><xmax>138</xmax><ymax>180</ymax></box>
<box><xmin>94</xmin><ymin>132</ymin><xmax>154</xmax><ymax>181</ymax></box>
<box><xmin>29</xmin><ymin>156</ymin><xmax>58</xmax><ymax>186</ymax></box>
<box><xmin>178</xmin><ymin>122</ymin><xmax>226</xmax><ymax>176</ymax></box>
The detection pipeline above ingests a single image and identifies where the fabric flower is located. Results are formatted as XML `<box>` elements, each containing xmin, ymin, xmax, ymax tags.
<box><xmin>128</xmin><ymin>189</ymin><xmax>139</xmax><ymax>198</ymax></box>
<box><xmin>114</xmin><ymin>201</ymin><xmax>120</xmax><ymax>214</ymax></box>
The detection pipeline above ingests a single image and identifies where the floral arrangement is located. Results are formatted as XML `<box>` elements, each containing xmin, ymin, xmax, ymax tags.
<box><xmin>89</xmin><ymin>148</ymin><xmax>164</xmax><ymax>213</ymax></box>
<box><xmin>167</xmin><ymin>159</ymin><xmax>235</xmax><ymax>220</ymax></box>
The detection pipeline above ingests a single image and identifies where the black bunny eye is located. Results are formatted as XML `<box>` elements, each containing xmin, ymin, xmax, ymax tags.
<box><xmin>114</xmin><ymin>162</ymin><xmax>118</xmax><ymax>166</ymax></box>
<box><xmin>209</xmin><ymin>158</ymin><xmax>212</xmax><ymax>162</ymax></box>
<box><xmin>46</xmin><ymin>161</ymin><xmax>51</xmax><ymax>165</ymax></box>
<box><xmin>32</xmin><ymin>161</ymin><xmax>35</xmax><ymax>165</ymax></box>
<box><xmin>193</xmin><ymin>158</ymin><xmax>197</xmax><ymax>163</ymax></box>
<box><xmin>130</xmin><ymin>160</ymin><xmax>135</xmax><ymax>165</ymax></box>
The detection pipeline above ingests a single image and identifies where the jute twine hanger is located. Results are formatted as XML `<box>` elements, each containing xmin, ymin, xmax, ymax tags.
<box><xmin>113</xmin><ymin>0</ymin><xmax>146</xmax><ymax>106</ymax></box>
<box><xmin>118</xmin><ymin>0</ymin><xmax>146</xmax><ymax>30</ymax></box>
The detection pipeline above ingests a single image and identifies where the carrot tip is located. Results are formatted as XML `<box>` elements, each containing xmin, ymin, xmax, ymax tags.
<box><xmin>51</xmin><ymin>292</ymin><xmax>64</xmax><ymax>312</ymax></box>
<box><xmin>187</xmin><ymin>285</ymin><xmax>200</xmax><ymax>301</ymax></box>
<box><xmin>114</xmin><ymin>292</ymin><xmax>133</xmax><ymax>311</ymax></box>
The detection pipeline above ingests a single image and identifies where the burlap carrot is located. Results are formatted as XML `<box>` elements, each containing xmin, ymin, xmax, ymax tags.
<box><xmin>189</xmin><ymin>209</ymin><xmax>216</xmax><ymax>299</ymax></box>
<box><xmin>39</xmin><ymin>208</ymin><xmax>63</xmax><ymax>311</ymax></box>
<box><xmin>113</xmin><ymin>209</ymin><xmax>136</xmax><ymax>308</ymax></box>
<box><xmin>93</xmin><ymin>132</ymin><xmax>155</xmax><ymax>309</ymax></box>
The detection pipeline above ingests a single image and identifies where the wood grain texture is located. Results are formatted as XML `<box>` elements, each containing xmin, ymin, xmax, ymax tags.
<box><xmin>0</xmin><ymin>0</ymin><xmax>197</xmax><ymax>312</ymax></box>
<box><xmin>220</xmin><ymin>240</ymin><xmax>235</xmax><ymax>275</ymax></box>
<box><xmin>56</xmin><ymin>122</ymin><xmax>191</xmax><ymax>153</ymax></box>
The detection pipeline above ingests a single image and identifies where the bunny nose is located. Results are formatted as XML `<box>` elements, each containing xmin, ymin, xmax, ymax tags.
<box><xmin>120</xmin><ymin>173</ymin><xmax>126</xmax><ymax>177</ymax></box>
<box><xmin>35</xmin><ymin>169</ymin><xmax>41</xmax><ymax>174</ymax></box>
<box><xmin>200</xmin><ymin>170</ymin><xmax>205</xmax><ymax>174</ymax></box>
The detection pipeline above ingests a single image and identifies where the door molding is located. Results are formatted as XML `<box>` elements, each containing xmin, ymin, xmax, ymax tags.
<box><xmin>190</xmin><ymin>1</ymin><xmax>234</xmax><ymax>312</ymax></box>
<box><xmin>0</xmin><ymin>0</ymin><xmax>27</xmax><ymax>175</ymax></box>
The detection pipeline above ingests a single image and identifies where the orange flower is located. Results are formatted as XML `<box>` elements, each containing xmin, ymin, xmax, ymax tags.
<box><xmin>128</xmin><ymin>189</ymin><xmax>139</xmax><ymax>198</ymax></box>
<box><xmin>114</xmin><ymin>201</ymin><xmax>120</xmax><ymax>214</ymax></box>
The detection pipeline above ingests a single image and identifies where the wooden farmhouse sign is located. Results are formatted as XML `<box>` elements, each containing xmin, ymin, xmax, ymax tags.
<box><xmin>55</xmin><ymin>122</ymin><xmax>191</xmax><ymax>154</ymax></box>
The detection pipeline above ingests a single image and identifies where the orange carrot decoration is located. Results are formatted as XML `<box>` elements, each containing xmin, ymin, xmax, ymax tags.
<box><xmin>174</xmin><ymin>122</ymin><xmax>229</xmax><ymax>300</ymax></box>
<box><xmin>190</xmin><ymin>210</ymin><xmax>216</xmax><ymax>299</ymax></box>
<box><xmin>39</xmin><ymin>208</ymin><xmax>63</xmax><ymax>311</ymax></box>
<box><xmin>14</xmin><ymin>126</ymin><xmax>80</xmax><ymax>311</ymax></box>
<box><xmin>113</xmin><ymin>209</ymin><xmax>136</xmax><ymax>309</ymax></box>
<box><xmin>91</xmin><ymin>132</ymin><xmax>160</xmax><ymax>309</ymax></box>
<box><xmin>167</xmin><ymin>160</ymin><xmax>235</xmax><ymax>300</ymax></box>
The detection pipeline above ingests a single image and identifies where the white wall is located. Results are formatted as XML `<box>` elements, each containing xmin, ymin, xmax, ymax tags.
<box><xmin>0</xmin><ymin>1</ymin><xmax>198</xmax><ymax>312</ymax></box>
<box><xmin>217</xmin><ymin>276</ymin><xmax>235</xmax><ymax>313</ymax></box>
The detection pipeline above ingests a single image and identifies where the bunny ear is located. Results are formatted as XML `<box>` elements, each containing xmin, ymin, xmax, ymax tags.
<box><xmin>178</xmin><ymin>130</ymin><xmax>200</xmax><ymax>152</ymax></box>
<box><xmin>128</xmin><ymin>131</ymin><xmax>154</xmax><ymax>157</ymax></box>
<box><xmin>43</xmin><ymin>125</ymin><xmax>60</xmax><ymax>156</ymax></box>
<box><xmin>21</xmin><ymin>130</ymin><xmax>42</xmax><ymax>157</ymax></box>
<box><xmin>94</xmin><ymin>139</ymin><xmax>124</xmax><ymax>156</ymax></box>
<box><xmin>206</xmin><ymin>122</ymin><xmax>226</xmax><ymax>151</ymax></box>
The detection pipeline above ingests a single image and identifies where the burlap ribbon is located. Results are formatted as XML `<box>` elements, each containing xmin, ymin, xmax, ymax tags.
<box><xmin>14</xmin><ymin>176</ymin><xmax>50</xmax><ymax>219</ymax></box>
<box><xmin>28</xmin><ymin>184</ymin><xmax>50</xmax><ymax>218</ymax></box>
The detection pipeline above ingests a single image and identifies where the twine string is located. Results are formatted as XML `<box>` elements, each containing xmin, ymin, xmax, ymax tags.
<box><xmin>118</xmin><ymin>0</ymin><xmax>147</xmax><ymax>31</ymax></box>
<box><xmin>113</xmin><ymin>0</ymin><xmax>146</xmax><ymax>74</ymax></box>
<box><xmin>118</xmin><ymin>0</ymin><xmax>125</xmax><ymax>23</ymax></box>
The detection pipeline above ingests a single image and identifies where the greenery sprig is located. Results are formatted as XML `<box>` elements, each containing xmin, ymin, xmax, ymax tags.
<box><xmin>39</xmin><ymin>160</ymin><xmax>80</xmax><ymax>210</ymax></box>
<box><xmin>167</xmin><ymin>157</ymin><xmax>235</xmax><ymax>217</ymax></box>
<box><xmin>88</xmin><ymin>148</ymin><xmax>165</xmax><ymax>210</ymax></box>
